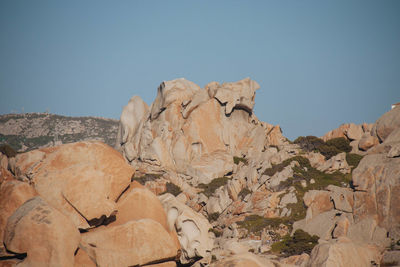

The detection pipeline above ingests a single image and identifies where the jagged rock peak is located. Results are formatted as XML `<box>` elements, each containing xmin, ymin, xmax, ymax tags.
<box><xmin>116</xmin><ymin>78</ymin><xmax>285</xmax><ymax>184</ymax></box>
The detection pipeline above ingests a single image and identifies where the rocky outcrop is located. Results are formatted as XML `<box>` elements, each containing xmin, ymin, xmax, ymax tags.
<box><xmin>321</xmin><ymin>123</ymin><xmax>375</xmax><ymax>153</ymax></box>
<box><xmin>80</xmin><ymin>219</ymin><xmax>179</xmax><ymax>267</ymax></box>
<box><xmin>0</xmin><ymin>141</ymin><xmax>190</xmax><ymax>266</ymax></box>
<box><xmin>308</xmin><ymin>237</ymin><xmax>381</xmax><ymax>267</ymax></box>
<box><xmin>210</xmin><ymin>252</ymin><xmax>280</xmax><ymax>267</ymax></box>
<box><xmin>14</xmin><ymin>141</ymin><xmax>134</xmax><ymax>229</ymax></box>
<box><xmin>0</xmin><ymin>180</ymin><xmax>37</xmax><ymax>243</ymax></box>
<box><xmin>4</xmin><ymin>197</ymin><xmax>81</xmax><ymax>267</ymax></box>
<box><xmin>322</xmin><ymin>123</ymin><xmax>372</xmax><ymax>142</ymax></box>
<box><xmin>117</xmin><ymin>78</ymin><xmax>286</xmax><ymax>184</ymax></box>
<box><xmin>352</xmin><ymin>153</ymin><xmax>400</xmax><ymax>241</ymax></box>
<box><xmin>372</xmin><ymin>106</ymin><xmax>400</xmax><ymax>142</ymax></box>
<box><xmin>159</xmin><ymin>193</ymin><xmax>214</xmax><ymax>265</ymax></box>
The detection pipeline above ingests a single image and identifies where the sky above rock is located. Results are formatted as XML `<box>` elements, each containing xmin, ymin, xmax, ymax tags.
<box><xmin>0</xmin><ymin>1</ymin><xmax>399</xmax><ymax>140</ymax></box>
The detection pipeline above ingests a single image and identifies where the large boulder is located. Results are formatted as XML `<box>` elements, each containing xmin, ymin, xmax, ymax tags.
<box><xmin>308</xmin><ymin>237</ymin><xmax>381</xmax><ymax>267</ymax></box>
<box><xmin>210</xmin><ymin>252</ymin><xmax>280</xmax><ymax>267</ymax></box>
<box><xmin>358</xmin><ymin>133</ymin><xmax>379</xmax><ymax>151</ymax></box>
<box><xmin>352</xmin><ymin>153</ymin><xmax>400</xmax><ymax>241</ymax></box>
<box><xmin>0</xmin><ymin>180</ymin><xmax>37</xmax><ymax>243</ymax></box>
<box><xmin>117</xmin><ymin>78</ymin><xmax>285</xmax><ymax>184</ymax></box>
<box><xmin>372</xmin><ymin>106</ymin><xmax>400</xmax><ymax>142</ymax></box>
<box><xmin>159</xmin><ymin>193</ymin><xmax>214</xmax><ymax>265</ymax></box>
<box><xmin>113</xmin><ymin>182</ymin><xmax>180</xmax><ymax>248</ymax></box>
<box><xmin>115</xmin><ymin>95</ymin><xmax>149</xmax><ymax>161</ymax></box>
<box><xmin>80</xmin><ymin>219</ymin><xmax>179</xmax><ymax>267</ymax></box>
<box><xmin>3</xmin><ymin>196</ymin><xmax>80</xmax><ymax>267</ymax></box>
<box><xmin>14</xmin><ymin>141</ymin><xmax>134</xmax><ymax>229</ymax></box>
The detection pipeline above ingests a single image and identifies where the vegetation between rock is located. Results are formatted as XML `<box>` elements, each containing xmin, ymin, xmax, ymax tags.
<box><xmin>271</xmin><ymin>229</ymin><xmax>319</xmax><ymax>256</ymax></box>
<box><xmin>198</xmin><ymin>176</ymin><xmax>231</xmax><ymax>197</ymax></box>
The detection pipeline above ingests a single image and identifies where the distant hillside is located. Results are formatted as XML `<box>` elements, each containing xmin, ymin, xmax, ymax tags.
<box><xmin>0</xmin><ymin>113</ymin><xmax>119</xmax><ymax>152</ymax></box>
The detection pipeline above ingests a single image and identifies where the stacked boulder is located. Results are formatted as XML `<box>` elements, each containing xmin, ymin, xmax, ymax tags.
<box><xmin>116</xmin><ymin>78</ymin><xmax>286</xmax><ymax>185</ymax></box>
<box><xmin>321</xmin><ymin>122</ymin><xmax>379</xmax><ymax>153</ymax></box>
<box><xmin>0</xmin><ymin>141</ymin><xmax>199</xmax><ymax>267</ymax></box>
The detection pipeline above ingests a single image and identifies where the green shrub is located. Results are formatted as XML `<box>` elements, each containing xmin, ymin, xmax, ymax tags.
<box><xmin>164</xmin><ymin>182</ymin><xmax>182</xmax><ymax>196</ymax></box>
<box><xmin>233</xmin><ymin>156</ymin><xmax>248</xmax><ymax>165</ymax></box>
<box><xmin>209</xmin><ymin>228</ymin><xmax>222</xmax><ymax>238</ymax></box>
<box><xmin>208</xmin><ymin>212</ymin><xmax>220</xmax><ymax>222</ymax></box>
<box><xmin>294</xmin><ymin>136</ymin><xmax>325</xmax><ymax>152</ymax></box>
<box><xmin>271</xmin><ymin>229</ymin><xmax>319</xmax><ymax>256</ymax></box>
<box><xmin>198</xmin><ymin>176</ymin><xmax>231</xmax><ymax>197</ymax></box>
<box><xmin>275</xmin><ymin>155</ymin><xmax>352</xmax><ymax>226</ymax></box>
<box><xmin>131</xmin><ymin>173</ymin><xmax>162</xmax><ymax>185</ymax></box>
<box><xmin>326</xmin><ymin>137</ymin><xmax>352</xmax><ymax>153</ymax></box>
<box><xmin>317</xmin><ymin>144</ymin><xmax>341</xmax><ymax>159</ymax></box>
<box><xmin>346</xmin><ymin>153</ymin><xmax>363</xmax><ymax>170</ymax></box>
<box><xmin>263</xmin><ymin>156</ymin><xmax>310</xmax><ymax>177</ymax></box>
<box><xmin>237</xmin><ymin>215</ymin><xmax>287</xmax><ymax>234</ymax></box>
<box><xmin>294</xmin><ymin>136</ymin><xmax>351</xmax><ymax>159</ymax></box>
<box><xmin>238</xmin><ymin>188</ymin><xmax>251</xmax><ymax>199</ymax></box>
<box><xmin>0</xmin><ymin>144</ymin><xmax>17</xmax><ymax>157</ymax></box>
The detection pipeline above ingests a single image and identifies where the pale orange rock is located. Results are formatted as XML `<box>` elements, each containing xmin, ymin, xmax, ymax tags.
<box><xmin>3</xmin><ymin>196</ymin><xmax>80</xmax><ymax>267</ymax></box>
<box><xmin>280</xmin><ymin>253</ymin><xmax>310</xmax><ymax>266</ymax></box>
<box><xmin>358</xmin><ymin>134</ymin><xmax>379</xmax><ymax>151</ymax></box>
<box><xmin>0</xmin><ymin>166</ymin><xmax>14</xmax><ymax>186</ymax></box>
<box><xmin>80</xmin><ymin>219</ymin><xmax>179</xmax><ymax>267</ymax></box>
<box><xmin>146</xmin><ymin>262</ymin><xmax>177</xmax><ymax>267</ymax></box>
<box><xmin>303</xmin><ymin>190</ymin><xmax>334</xmax><ymax>219</ymax></box>
<box><xmin>352</xmin><ymin>153</ymin><xmax>400</xmax><ymax>241</ymax></box>
<box><xmin>117</xmin><ymin>78</ymin><xmax>285</xmax><ymax>185</ymax></box>
<box><xmin>114</xmin><ymin>185</ymin><xmax>180</xmax><ymax>248</ymax></box>
<box><xmin>159</xmin><ymin>193</ymin><xmax>214</xmax><ymax>265</ymax></box>
<box><xmin>372</xmin><ymin>106</ymin><xmax>400</xmax><ymax>142</ymax></box>
<box><xmin>210</xmin><ymin>252</ymin><xmax>278</xmax><ymax>267</ymax></box>
<box><xmin>322</xmin><ymin>124</ymin><xmax>350</xmax><ymax>142</ymax></box>
<box><xmin>308</xmin><ymin>237</ymin><xmax>381</xmax><ymax>267</ymax></box>
<box><xmin>14</xmin><ymin>141</ymin><xmax>134</xmax><ymax>228</ymax></box>
<box><xmin>74</xmin><ymin>248</ymin><xmax>96</xmax><ymax>267</ymax></box>
<box><xmin>0</xmin><ymin>180</ymin><xmax>37</xmax><ymax>243</ymax></box>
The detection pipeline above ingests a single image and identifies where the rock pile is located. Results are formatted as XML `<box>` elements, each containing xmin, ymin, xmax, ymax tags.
<box><xmin>1</xmin><ymin>78</ymin><xmax>399</xmax><ymax>267</ymax></box>
<box><xmin>0</xmin><ymin>142</ymin><xmax>185</xmax><ymax>266</ymax></box>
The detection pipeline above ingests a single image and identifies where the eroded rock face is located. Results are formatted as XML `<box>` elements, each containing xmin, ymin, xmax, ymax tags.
<box><xmin>80</xmin><ymin>219</ymin><xmax>179</xmax><ymax>267</ymax></box>
<box><xmin>159</xmin><ymin>193</ymin><xmax>214</xmax><ymax>265</ymax></box>
<box><xmin>14</xmin><ymin>141</ymin><xmax>134</xmax><ymax>229</ymax></box>
<box><xmin>117</xmin><ymin>78</ymin><xmax>285</xmax><ymax>184</ymax></box>
<box><xmin>308</xmin><ymin>237</ymin><xmax>381</xmax><ymax>267</ymax></box>
<box><xmin>0</xmin><ymin>180</ymin><xmax>37</xmax><ymax>243</ymax></box>
<box><xmin>372</xmin><ymin>106</ymin><xmax>400</xmax><ymax>142</ymax></box>
<box><xmin>4</xmin><ymin>196</ymin><xmax>80</xmax><ymax>267</ymax></box>
<box><xmin>352</xmin><ymin>153</ymin><xmax>400</xmax><ymax>240</ymax></box>
<box><xmin>210</xmin><ymin>252</ymin><xmax>279</xmax><ymax>267</ymax></box>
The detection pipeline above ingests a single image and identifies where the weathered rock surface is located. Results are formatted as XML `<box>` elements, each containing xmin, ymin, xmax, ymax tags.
<box><xmin>74</xmin><ymin>248</ymin><xmax>96</xmax><ymax>267</ymax></box>
<box><xmin>80</xmin><ymin>219</ymin><xmax>179</xmax><ymax>267</ymax></box>
<box><xmin>352</xmin><ymin>153</ymin><xmax>400</xmax><ymax>241</ymax></box>
<box><xmin>372</xmin><ymin>106</ymin><xmax>400</xmax><ymax>142</ymax></box>
<box><xmin>316</xmin><ymin>152</ymin><xmax>350</xmax><ymax>174</ymax></box>
<box><xmin>308</xmin><ymin>237</ymin><xmax>381</xmax><ymax>267</ymax></box>
<box><xmin>113</xmin><ymin>183</ymin><xmax>181</xmax><ymax>248</ymax></box>
<box><xmin>210</xmin><ymin>252</ymin><xmax>280</xmax><ymax>267</ymax></box>
<box><xmin>358</xmin><ymin>134</ymin><xmax>379</xmax><ymax>151</ymax></box>
<box><xmin>4</xmin><ymin>196</ymin><xmax>80</xmax><ymax>267</ymax></box>
<box><xmin>159</xmin><ymin>193</ymin><xmax>214</xmax><ymax>265</ymax></box>
<box><xmin>14</xmin><ymin>141</ymin><xmax>134</xmax><ymax>228</ymax></box>
<box><xmin>117</xmin><ymin>78</ymin><xmax>286</xmax><ymax>184</ymax></box>
<box><xmin>322</xmin><ymin>123</ymin><xmax>373</xmax><ymax>143</ymax></box>
<box><xmin>0</xmin><ymin>180</ymin><xmax>37</xmax><ymax>243</ymax></box>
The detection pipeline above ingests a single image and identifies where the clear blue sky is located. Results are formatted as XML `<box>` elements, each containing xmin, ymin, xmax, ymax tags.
<box><xmin>1</xmin><ymin>1</ymin><xmax>399</xmax><ymax>140</ymax></box>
